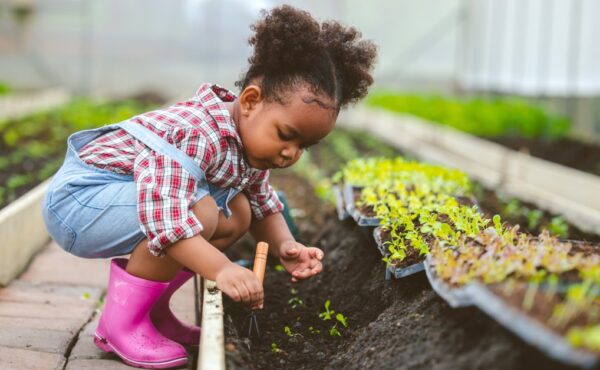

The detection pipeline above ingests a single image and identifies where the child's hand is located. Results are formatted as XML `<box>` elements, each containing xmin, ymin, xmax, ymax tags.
<box><xmin>215</xmin><ymin>262</ymin><xmax>264</xmax><ymax>309</ymax></box>
<box><xmin>279</xmin><ymin>241</ymin><xmax>324</xmax><ymax>282</ymax></box>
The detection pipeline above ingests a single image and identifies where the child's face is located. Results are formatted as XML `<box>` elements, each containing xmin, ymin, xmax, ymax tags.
<box><xmin>235</xmin><ymin>84</ymin><xmax>336</xmax><ymax>170</ymax></box>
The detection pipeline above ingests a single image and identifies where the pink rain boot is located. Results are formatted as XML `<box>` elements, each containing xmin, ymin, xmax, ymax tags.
<box><xmin>151</xmin><ymin>268</ymin><xmax>201</xmax><ymax>347</ymax></box>
<box><xmin>94</xmin><ymin>258</ymin><xmax>188</xmax><ymax>369</ymax></box>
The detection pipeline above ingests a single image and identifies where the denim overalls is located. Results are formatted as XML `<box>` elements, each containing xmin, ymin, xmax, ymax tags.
<box><xmin>42</xmin><ymin>121</ymin><xmax>240</xmax><ymax>258</ymax></box>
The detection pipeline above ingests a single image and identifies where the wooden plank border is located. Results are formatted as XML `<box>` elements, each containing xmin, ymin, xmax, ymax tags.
<box><xmin>197</xmin><ymin>279</ymin><xmax>225</xmax><ymax>370</ymax></box>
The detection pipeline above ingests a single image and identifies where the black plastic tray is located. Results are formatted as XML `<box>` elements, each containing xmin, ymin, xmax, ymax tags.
<box><xmin>424</xmin><ymin>255</ymin><xmax>473</xmax><ymax>308</ymax></box>
<box><xmin>333</xmin><ymin>184</ymin><xmax>350</xmax><ymax>221</ymax></box>
<box><xmin>343</xmin><ymin>184</ymin><xmax>380</xmax><ymax>226</ymax></box>
<box><xmin>372</xmin><ymin>227</ymin><xmax>425</xmax><ymax>280</ymax></box>
<box><xmin>468</xmin><ymin>283</ymin><xmax>598</xmax><ymax>369</ymax></box>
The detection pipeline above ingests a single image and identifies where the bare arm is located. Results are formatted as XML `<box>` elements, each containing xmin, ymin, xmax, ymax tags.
<box><xmin>249</xmin><ymin>212</ymin><xmax>294</xmax><ymax>257</ymax></box>
<box><xmin>165</xmin><ymin>234</ymin><xmax>230</xmax><ymax>281</ymax></box>
<box><xmin>166</xmin><ymin>235</ymin><xmax>263</xmax><ymax>308</ymax></box>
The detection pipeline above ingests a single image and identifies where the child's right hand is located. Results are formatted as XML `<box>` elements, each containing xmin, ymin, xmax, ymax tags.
<box><xmin>215</xmin><ymin>262</ymin><xmax>264</xmax><ymax>309</ymax></box>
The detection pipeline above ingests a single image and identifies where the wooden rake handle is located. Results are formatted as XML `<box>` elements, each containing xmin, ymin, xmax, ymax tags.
<box><xmin>252</xmin><ymin>242</ymin><xmax>269</xmax><ymax>284</ymax></box>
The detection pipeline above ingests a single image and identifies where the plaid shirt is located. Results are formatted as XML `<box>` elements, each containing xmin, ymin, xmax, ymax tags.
<box><xmin>78</xmin><ymin>84</ymin><xmax>284</xmax><ymax>256</ymax></box>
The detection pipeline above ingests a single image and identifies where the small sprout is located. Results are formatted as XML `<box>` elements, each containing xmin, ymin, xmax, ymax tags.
<box><xmin>81</xmin><ymin>292</ymin><xmax>91</xmax><ymax>300</ymax></box>
<box><xmin>275</xmin><ymin>265</ymin><xmax>285</xmax><ymax>272</ymax></box>
<box><xmin>271</xmin><ymin>342</ymin><xmax>282</xmax><ymax>353</ymax></box>
<box><xmin>329</xmin><ymin>326</ymin><xmax>341</xmax><ymax>337</ymax></box>
<box><xmin>284</xmin><ymin>326</ymin><xmax>293</xmax><ymax>337</ymax></box>
<box><xmin>318</xmin><ymin>300</ymin><xmax>335</xmax><ymax>321</ymax></box>
<box><xmin>288</xmin><ymin>297</ymin><xmax>304</xmax><ymax>309</ymax></box>
<box><xmin>335</xmin><ymin>313</ymin><xmax>348</xmax><ymax>327</ymax></box>
<box><xmin>290</xmin><ymin>288</ymin><xmax>298</xmax><ymax>295</ymax></box>
<box><xmin>308</xmin><ymin>326</ymin><xmax>321</xmax><ymax>335</ymax></box>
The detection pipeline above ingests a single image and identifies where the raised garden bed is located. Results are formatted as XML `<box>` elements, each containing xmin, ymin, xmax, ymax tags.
<box><xmin>221</xmin><ymin>128</ymin><xmax>600</xmax><ymax>370</ymax></box>
<box><xmin>224</xmin><ymin>172</ymin><xmax>589</xmax><ymax>370</ymax></box>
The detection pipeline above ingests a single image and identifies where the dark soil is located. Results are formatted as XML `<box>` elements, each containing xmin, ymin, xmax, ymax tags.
<box><xmin>492</xmin><ymin>137</ymin><xmax>600</xmax><ymax>176</ymax></box>
<box><xmin>223</xmin><ymin>171</ymin><xmax>590</xmax><ymax>370</ymax></box>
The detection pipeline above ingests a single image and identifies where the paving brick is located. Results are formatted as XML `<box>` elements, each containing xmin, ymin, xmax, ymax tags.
<box><xmin>0</xmin><ymin>316</ymin><xmax>81</xmax><ymax>333</ymax></box>
<box><xmin>19</xmin><ymin>243</ymin><xmax>109</xmax><ymax>287</ymax></box>
<box><xmin>65</xmin><ymin>358</ymin><xmax>136</xmax><ymax>370</ymax></box>
<box><xmin>0</xmin><ymin>301</ymin><xmax>94</xmax><ymax>321</ymax></box>
<box><xmin>0</xmin><ymin>280</ymin><xmax>102</xmax><ymax>307</ymax></box>
<box><xmin>0</xmin><ymin>327</ymin><xmax>73</xmax><ymax>353</ymax></box>
<box><xmin>0</xmin><ymin>346</ymin><xmax>66</xmax><ymax>370</ymax></box>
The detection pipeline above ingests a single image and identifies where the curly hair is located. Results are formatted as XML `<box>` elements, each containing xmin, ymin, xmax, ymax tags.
<box><xmin>235</xmin><ymin>5</ymin><xmax>377</xmax><ymax>111</ymax></box>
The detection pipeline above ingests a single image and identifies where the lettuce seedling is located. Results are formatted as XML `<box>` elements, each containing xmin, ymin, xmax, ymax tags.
<box><xmin>319</xmin><ymin>300</ymin><xmax>335</xmax><ymax>321</ymax></box>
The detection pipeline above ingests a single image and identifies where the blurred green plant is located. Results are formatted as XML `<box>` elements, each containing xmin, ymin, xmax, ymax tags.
<box><xmin>0</xmin><ymin>97</ymin><xmax>158</xmax><ymax>208</ymax></box>
<box><xmin>0</xmin><ymin>82</ymin><xmax>11</xmax><ymax>96</ymax></box>
<box><xmin>366</xmin><ymin>91</ymin><xmax>570</xmax><ymax>139</ymax></box>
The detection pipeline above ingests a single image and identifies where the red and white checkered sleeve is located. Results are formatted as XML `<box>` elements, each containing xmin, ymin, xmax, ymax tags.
<box><xmin>244</xmin><ymin>170</ymin><xmax>284</xmax><ymax>220</ymax></box>
<box><xmin>133</xmin><ymin>131</ymin><xmax>215</xmax><ymax>257</ymax></box>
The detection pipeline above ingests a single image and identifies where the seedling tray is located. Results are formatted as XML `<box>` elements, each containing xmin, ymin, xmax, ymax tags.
<box><xmin>333</xmin><ymin>184</ymin><xmax>350</xmax><ymax>221</ymax></box>
<box><xmin>343</xmin><ymin>184</ymin><xmax>380</xmax><ymax>226</ymax></box>
<box><xmin>373</xmin><ymin>227</ymin><xmax>425</xmax><ymax>280</ymax></box>
<box><xmin>468</xmin><ymin>282</ymin><xmax>599</xmax><ymax>369</ymax></box>
<box><xmin>424</xmin><ymin>255</ymin><xmax>473</xmax><ymax>308</ymax></box>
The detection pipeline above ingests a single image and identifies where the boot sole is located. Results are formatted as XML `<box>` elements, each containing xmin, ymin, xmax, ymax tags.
<box><xmin>94</xmin><ymin>333</ymin><xmax>188</xmax><ymax>369</ymax></box>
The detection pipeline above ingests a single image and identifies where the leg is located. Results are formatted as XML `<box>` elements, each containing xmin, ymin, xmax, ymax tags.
<box><xmin>210</xmin><ymin>192</ymin><xmax>252</xmax><ymax>251</ymax></box>
<box><xmin>126</xmin><ymin>195</ymin><xmax>220</xmax><ymax>282</ymax></box>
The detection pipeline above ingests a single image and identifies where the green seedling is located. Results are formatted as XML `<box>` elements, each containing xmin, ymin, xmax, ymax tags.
<box><xmin>288</xmin><ymin>297</ymin><xmax>304</xmax><ymax>309</ymax></box>
<box><xmin>283</xmin><ymin>326</ymin><xmax>293</xmax><ymax>337</ymax></box>
<box><xmin>335</xmin><ymin>313</ymin><xmax>348</xmax><ymax>327</ymax></box>
<box><xmin>319</xmin><ymin>300</ymin><xmax>335</xmax><ymax>321</ymax></box>
<box><xmin>548</xmin><ymin>216</ymin><xmax>569</xmax><ymax>239</ymax></box>
<box><xmin>271</xmin><ymin>342</ymin><xmax>282</xmax><ymax>353</ymax></box>
<box><xmin>329</xmin><ymin>326</ymin><xmax>341</xmax><ymax>337</ymax></box>
<box><xmin>308</xmin><ymin>326</ymin><xmax>321</xmax><ymax>335</ymax></box>
<box><xmin>274</xmin><ymin>264</ymin><xmax>285</xmax><ymax>272</ymax></box>
<box><xmin>524</xmin><ymin>208</ymin><xmax>543</xmax><ymax>230</ymax></box>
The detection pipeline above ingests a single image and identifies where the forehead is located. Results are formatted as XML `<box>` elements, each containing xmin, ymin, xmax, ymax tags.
<box><xmin>266</xmin><ymin>87</ymin><xmax>337</xmax><ymax>140</ymax></box>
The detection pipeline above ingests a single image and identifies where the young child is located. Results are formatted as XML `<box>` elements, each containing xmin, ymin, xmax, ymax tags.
<box><xmin>42</xmin><ymin>5</ymin><xmax>376</xmax><ymax>369</ymax></box>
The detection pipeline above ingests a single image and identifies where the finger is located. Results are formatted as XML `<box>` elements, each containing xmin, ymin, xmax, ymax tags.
<box><xmin>285</xmin><ymin>247</ymin><xmax>300</xmax><ymax>257</ymax></box>
<box><xmin>235</xmin><ymin>282</ymin><xmax>251</xmax><ymax>305</ymax></box>
<box><xmin>310</xmin><ymin>261</ymin><xmax>323</xmax><ymax>275</ymax></box>
<box><xmin>293</xmin><ymin>268</ymin><xmax>313</xmax><ymax>280</ymax></box>
<box><xmin>309</xmin><ymin>247</ymin><xmax>324</xmax><ymax>260</ymax></box>
<box><xmin>248</xmin><ymin>279</ymin><xmax>264</xmax><ymax>309</ymax></box>
<box><xmin>227</xmin><ymin>286</ymin><xmax>241</xmax><ymax>302</ymax></box>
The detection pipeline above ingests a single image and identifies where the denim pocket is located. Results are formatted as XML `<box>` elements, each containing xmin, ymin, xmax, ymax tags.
<box><xmin>43</xmin><ymin>206</ymin><xmax>76</xmax><ymax>252</ymax></box>
<box><xmin>66</xmin><ymin>181</ymin><xmax>137</xmax><ymax>209</ymax></box>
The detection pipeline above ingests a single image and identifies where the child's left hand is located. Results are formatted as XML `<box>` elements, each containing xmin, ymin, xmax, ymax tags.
<box><xmin>279</xmin><ymin>240</ymin><xmax>324</xmax><ymax>282</ymax></box>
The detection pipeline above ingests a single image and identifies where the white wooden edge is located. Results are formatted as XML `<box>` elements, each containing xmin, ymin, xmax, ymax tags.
<box><xmin>198</xmin><ymin>279</ymin><xmax>225</xmax><ymax>370</ymax></box>
<box><xmin>0</xmin><ymin>87</ymin><xmax>70</xmax><ymax>120</ymax></box>
<box><xmin>338</xmin><ymin>106</ymin><xmax>600</xmax><ymax>235</ymax></box>
<box><xmin>0</xmin><ymin>178</ymin><xmax>51</xmax><ymax>285</ymax></box>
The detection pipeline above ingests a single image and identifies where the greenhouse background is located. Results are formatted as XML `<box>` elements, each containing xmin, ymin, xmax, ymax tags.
<box><xmin>1</xmin><ymin>0</ymin><xmax>599</xmax><ymax>137</ymax></box>
<box><xmin>2</xmin><ymin>1</ymin><xmax>600</xmax><ymax>370</ymax></box>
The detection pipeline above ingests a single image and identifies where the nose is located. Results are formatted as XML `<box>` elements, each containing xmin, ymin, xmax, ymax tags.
<box><xmin>280</xmin><ymin>145</ymin><xmax>302</xmax><ymax>162</ymax></box>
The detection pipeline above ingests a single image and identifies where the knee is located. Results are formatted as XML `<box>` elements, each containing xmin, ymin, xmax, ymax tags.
<box><xmin>191</xmin><ymin>195</ymin><xmax>219</xmax><ymax>240</ymax></box>
<box><xmin>229</xmin><ymin>192</ymin><xmax>252</xmax><ymax>237</ymax></box>
<box><xmin>213</xmin><ymin>193</ymin><xmax>252</xmax><ymax>246</ymax></box>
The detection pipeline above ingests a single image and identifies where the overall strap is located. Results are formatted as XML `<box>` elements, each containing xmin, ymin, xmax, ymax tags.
<box><xmin>119</xmin><ymin>121</ymin><xmax>207</xmax><ymax>186</ymax></box>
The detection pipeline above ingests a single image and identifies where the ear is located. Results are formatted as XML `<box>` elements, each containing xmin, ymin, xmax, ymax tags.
<box><xmin>239</xmin><ymin>85</ymin><xmax>263</xmax><ymax>116</ymax></box>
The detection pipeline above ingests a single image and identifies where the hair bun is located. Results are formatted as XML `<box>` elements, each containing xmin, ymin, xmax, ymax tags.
<box><xmin>248</xmin><ymin>5</ymin><xmax>323</xmax><ymax>75</ymax></box>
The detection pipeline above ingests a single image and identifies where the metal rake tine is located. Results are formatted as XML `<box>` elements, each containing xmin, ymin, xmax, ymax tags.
<box><xmin>248</xmin><ymin>312</ymin><xmax>260</xmax><ymax>338</ymax></box>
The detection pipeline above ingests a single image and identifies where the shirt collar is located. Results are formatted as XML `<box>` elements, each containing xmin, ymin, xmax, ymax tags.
<box><xmin>194</xmin><ymin>83</ymin><xmax>242</xmax><ymax>145</ymax></box>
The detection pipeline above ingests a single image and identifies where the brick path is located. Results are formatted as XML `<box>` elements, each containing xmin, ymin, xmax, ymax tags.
<box><xmin>0</xmin><ymin>242</ymin><xmax>197</xmax><ymax>370</ymax></box>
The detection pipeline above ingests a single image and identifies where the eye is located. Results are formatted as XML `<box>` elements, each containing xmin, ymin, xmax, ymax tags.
<box><xmin>277</xmin><ymin>128</ymin><xmax>292</xmax><ymax>141</ymax></box>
